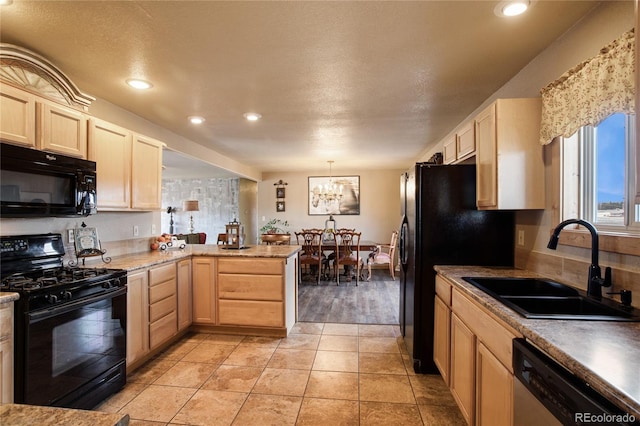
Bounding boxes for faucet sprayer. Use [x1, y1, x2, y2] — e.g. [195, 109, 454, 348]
[547, 219, 612, 298]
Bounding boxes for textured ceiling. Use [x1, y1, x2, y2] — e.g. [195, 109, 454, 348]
[0, 1, 601, 177]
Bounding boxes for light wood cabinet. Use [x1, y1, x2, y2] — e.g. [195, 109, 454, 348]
[88, 119, 163, 211]
[148, 263, 178, 350]
[88, 119, 132, 209]
[0, 303, 14, 403]
[192, 257, 217, 325]
[434, 276, 452, 385]
[37, 100, 87, 158]
[443, 122, 475, 164]
[474, 98, 544, 210]
[126, 270, 149, 368]
[451, 313, 476, 425]
[476, 342, 513, 426]
[177, 259, 192, 331]
[439, 274, 521, 426]
[131, 134, 163, 210]
[0, 84, 36, 147]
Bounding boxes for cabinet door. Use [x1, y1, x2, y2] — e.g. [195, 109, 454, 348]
[88, 119, 132, 209]
[192, 258, 216, 324]
[0, 303, 13, 403]
[38, 101, 87, 158]
[131, 134, 163, 210]
[433, 295, 451, 386]
[457, 122, 475, 160]
[443, 134, 457, 164]
[450, 313, 476, 425]
[177, 259, 193, 331]
[0, 84, 36, 147]
[476, 342, 513, 426]
[475, 104, 498, 208]
[126, 270, 149, 367]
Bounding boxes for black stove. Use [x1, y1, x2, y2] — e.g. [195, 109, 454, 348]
[1, 233, 127, 409]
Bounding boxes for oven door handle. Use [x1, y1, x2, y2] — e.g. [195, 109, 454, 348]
[28, 287, 127, 323]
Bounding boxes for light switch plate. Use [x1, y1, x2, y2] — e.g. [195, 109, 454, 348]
[68, 229, 75, 243]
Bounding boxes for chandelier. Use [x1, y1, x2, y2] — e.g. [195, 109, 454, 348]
[311, 161, 343, 213]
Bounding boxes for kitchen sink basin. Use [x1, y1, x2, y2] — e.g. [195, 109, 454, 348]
[462, 277, 640, 321]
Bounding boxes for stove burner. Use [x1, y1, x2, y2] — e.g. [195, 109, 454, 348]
[1, 266, 120, 291]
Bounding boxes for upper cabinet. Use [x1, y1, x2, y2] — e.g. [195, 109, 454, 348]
[0, 44, 95, 158]
[88, 118, 164, 211]
[0, 84, 36, 148]
[443, 122, 475, 164]
[475, 98, 544, 210]
[37, 99, 88, 158]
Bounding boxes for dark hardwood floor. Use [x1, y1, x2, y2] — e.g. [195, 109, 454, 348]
[297, 268, 400, 324]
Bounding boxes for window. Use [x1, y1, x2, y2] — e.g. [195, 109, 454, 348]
[561, 113, 639, 234]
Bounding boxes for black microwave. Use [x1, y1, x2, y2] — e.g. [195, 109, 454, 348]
[0, 142, 97, 217]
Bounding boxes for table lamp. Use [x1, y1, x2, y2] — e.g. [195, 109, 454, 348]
[183, 200, 199, 233]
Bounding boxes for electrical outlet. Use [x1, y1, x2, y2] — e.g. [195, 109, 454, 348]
[151, 224, 156, 234]
[133, 225, 139, 237]
[518, 230, 525, 246]
[68, 229, 75, 243]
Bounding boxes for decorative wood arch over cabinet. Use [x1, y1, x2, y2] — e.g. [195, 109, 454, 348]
[0, 43, 94, 158]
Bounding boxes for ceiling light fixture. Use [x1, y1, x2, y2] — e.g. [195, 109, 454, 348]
[126, 79, 153, 90]
[0, 0, 14, 6]
[500, 1, 529, 17]
[243, 112, 262, 121]
[310, 160, 343, 213]
[188, 116, 205, 125]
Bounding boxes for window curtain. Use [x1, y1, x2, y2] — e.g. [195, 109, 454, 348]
[539, 29, 635, 146]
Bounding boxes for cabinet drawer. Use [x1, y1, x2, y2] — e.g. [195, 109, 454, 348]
[149, 263, 176, 285]
[150, 295, 176, 323]
[218, 274, 283, 301]
[149, 311, 177, 349]
[218, 300, 284, 327]
[218, 258, 283, 275]
[435, 275, 452, 306]
[149, 279, 176, 304]
[452, 289, 517, 372]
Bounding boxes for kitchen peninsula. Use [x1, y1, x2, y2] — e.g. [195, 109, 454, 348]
[105, 244, 300, 371]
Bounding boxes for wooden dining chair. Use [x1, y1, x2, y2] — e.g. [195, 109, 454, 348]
[367, 230, 398, 281]
[295, 230, 325, 285]
[334, 230, 364, 286]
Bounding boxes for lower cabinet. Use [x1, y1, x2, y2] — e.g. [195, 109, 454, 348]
[177, 259, 192, 331]
[192, 257, 217, 325]
[148, 262, 178, 350]
[126, 270, 149, 368]
[436, 274, 520, 426]
[0, 302, 14, 403]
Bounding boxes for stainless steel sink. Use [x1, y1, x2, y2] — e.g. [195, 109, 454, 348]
[462, 277, 640, 321]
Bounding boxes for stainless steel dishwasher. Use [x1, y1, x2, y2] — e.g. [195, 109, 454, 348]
[513, 338, 638, 426]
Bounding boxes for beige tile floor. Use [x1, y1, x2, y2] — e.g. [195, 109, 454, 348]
[97, 323, 465, 425]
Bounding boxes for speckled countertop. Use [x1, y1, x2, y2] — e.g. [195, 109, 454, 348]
[0, 403, 129, 425]
[435, 265, 640, 419]
[104, 244, 301, 272]
[0, 292, 19, 305]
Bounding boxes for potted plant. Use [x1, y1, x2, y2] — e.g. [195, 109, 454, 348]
[260, 219, 291, 244]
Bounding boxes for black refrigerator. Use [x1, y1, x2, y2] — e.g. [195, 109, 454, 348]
[399, 163, 514, 374]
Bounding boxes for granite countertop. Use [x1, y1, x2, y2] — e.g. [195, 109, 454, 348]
[0, 292, 19, 305]
[435, 265, 640, 419]
[0, 403, 129, 426]
[105, 244, 301, 272]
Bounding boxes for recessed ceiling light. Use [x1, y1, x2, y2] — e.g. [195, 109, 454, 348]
[126, 79, 153, 90]
[0, 0, 14, 6]
[188, 116, 205, 125]
[499, 1, 529, 17]
[243, 112, 262, 121]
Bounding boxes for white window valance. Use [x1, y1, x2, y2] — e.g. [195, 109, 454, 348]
[539, 29, 635, 145]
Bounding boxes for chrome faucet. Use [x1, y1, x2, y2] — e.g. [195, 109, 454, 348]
[547, 219, 612, 298]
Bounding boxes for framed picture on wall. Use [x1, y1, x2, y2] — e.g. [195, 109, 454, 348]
[276, 201, 286, 212]
[308, 175, 360, 215]
[276, 187, 286, 199]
